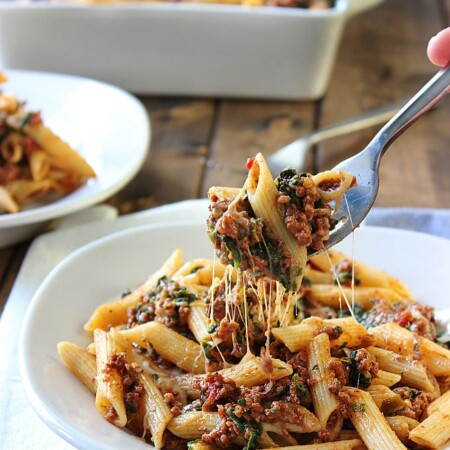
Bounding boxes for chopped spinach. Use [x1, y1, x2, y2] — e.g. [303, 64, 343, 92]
[201, 340, 218, 362]
[348, 350, 372, 389]
[218, 234, 242, 268]
[226, 407, 262, 450]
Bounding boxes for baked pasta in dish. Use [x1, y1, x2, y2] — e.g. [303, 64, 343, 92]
[60, 0, 336, 9]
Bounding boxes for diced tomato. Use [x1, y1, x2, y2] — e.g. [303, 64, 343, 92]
[246, 157, 255, 170]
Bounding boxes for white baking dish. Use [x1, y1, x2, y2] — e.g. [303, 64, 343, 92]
[0, 0, 383, 99]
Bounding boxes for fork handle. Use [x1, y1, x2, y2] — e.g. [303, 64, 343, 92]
[372, 67, 450, 159]
[308, 100, 405, 145]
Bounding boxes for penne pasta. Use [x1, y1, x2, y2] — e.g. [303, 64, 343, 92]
[94, 329, 128, 427]
[120, 321, 206, 374]
[58, 245, 450, 449]
[138, 371, 173, 449]
[409, 388, 450, 448]
[308, 333, 343, 439]
[57, 341, 97, 394]
[367, 346, 437, 394]
[369, 322, 450, 377]
[0, 86, 95, 213]
[84, 248, 183, 331]
[343, 386, 407, 450]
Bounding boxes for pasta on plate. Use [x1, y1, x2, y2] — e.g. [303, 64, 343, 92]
[0, 73, 96, 214]
[58, 247, 450, 450]
[58, 155, 450, 450]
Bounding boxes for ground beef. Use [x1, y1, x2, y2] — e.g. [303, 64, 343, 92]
[215, 319, 239, 342]
[263, 400, 310, 424]
[358, 299, 437, 341]
[161, 431, 188, 450]
[208, 193, 295, 289]
[327, 358, 348, 392]
[393, 387, 434, 421]
[319, 324, 344, 340]
[216, 205, 252, 241]
[164, 392, 183, 417]
[348, 348, 379, 388]
[195, 373, 239, 412]
[202, 405, 240, 448]
[275, 170, 332, 253]
[207, 278, 241, 323]
[127, 277, 196, 331]
[104, 353, 144, 422]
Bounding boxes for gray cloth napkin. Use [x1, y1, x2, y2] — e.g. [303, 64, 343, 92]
[365, 207, 450, 240]
[0, 204, 448, 450]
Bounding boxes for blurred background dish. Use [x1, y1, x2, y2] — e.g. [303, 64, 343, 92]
[0, 70, 150, 247]
[0, 0, 383, 100]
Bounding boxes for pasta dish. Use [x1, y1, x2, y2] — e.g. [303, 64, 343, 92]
[58, 154, 450, 450]
[58, 0, 335, 9]
[0, 73, 96, 214]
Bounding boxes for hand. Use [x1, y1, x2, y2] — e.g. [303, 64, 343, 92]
[427, 28, 450, 67]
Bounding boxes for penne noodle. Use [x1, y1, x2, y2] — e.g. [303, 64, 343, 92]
[94, 329, 127, 427]
[343, 386, 407, 450]
[245, 152, 307, 290]
[365, 385, 405, 414]
[367, 346, 437, 394]
[272, 316, 373, 352]
[385, 416, 419, 444]
[84, 249, 183, 331]
[370, 370, 402, 388]
[0, 186, 19, 213]
[263, 439, 365, 450]
[218, 352, 292, 387]
[120, 321, 206, 373]
[57, 341, 97, 394]
[138, 371, 173, 450]
[306, 284, 404, 310]
[28, 149, 50, 182]
[370, 323, 450, 377]
[409, 388, 450, 448]
[22, 121, 96, 178]
[308, 333, 343, 439]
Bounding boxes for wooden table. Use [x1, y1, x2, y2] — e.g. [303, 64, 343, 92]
[1, 0, 449, 313]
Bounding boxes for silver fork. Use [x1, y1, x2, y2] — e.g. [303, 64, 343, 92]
[266, 100, 405, 175]
[326, 67, 450, 250]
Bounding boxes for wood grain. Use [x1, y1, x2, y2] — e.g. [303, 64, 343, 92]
[107, 98, 216, 212]
[201, 100, 317, 195]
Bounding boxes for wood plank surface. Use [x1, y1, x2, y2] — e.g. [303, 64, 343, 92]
[1, 0, 449, 313]
[201, 100, 317, 194]
[107, 98, 216, 212]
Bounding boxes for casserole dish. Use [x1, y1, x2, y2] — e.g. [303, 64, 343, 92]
[0, 0, 383, 99]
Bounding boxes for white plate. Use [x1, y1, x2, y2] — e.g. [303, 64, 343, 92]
[19, 221, 450, 450]
[0, 69, 150, 247]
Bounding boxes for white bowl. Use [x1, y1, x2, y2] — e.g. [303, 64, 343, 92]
[0, 70, 150, 247]
[0, 0, 383, 100]
[19, 221, 450, 449]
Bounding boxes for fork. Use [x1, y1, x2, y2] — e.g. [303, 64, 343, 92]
[325, 67, 450, 251]
[266, 99, 405, 175]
